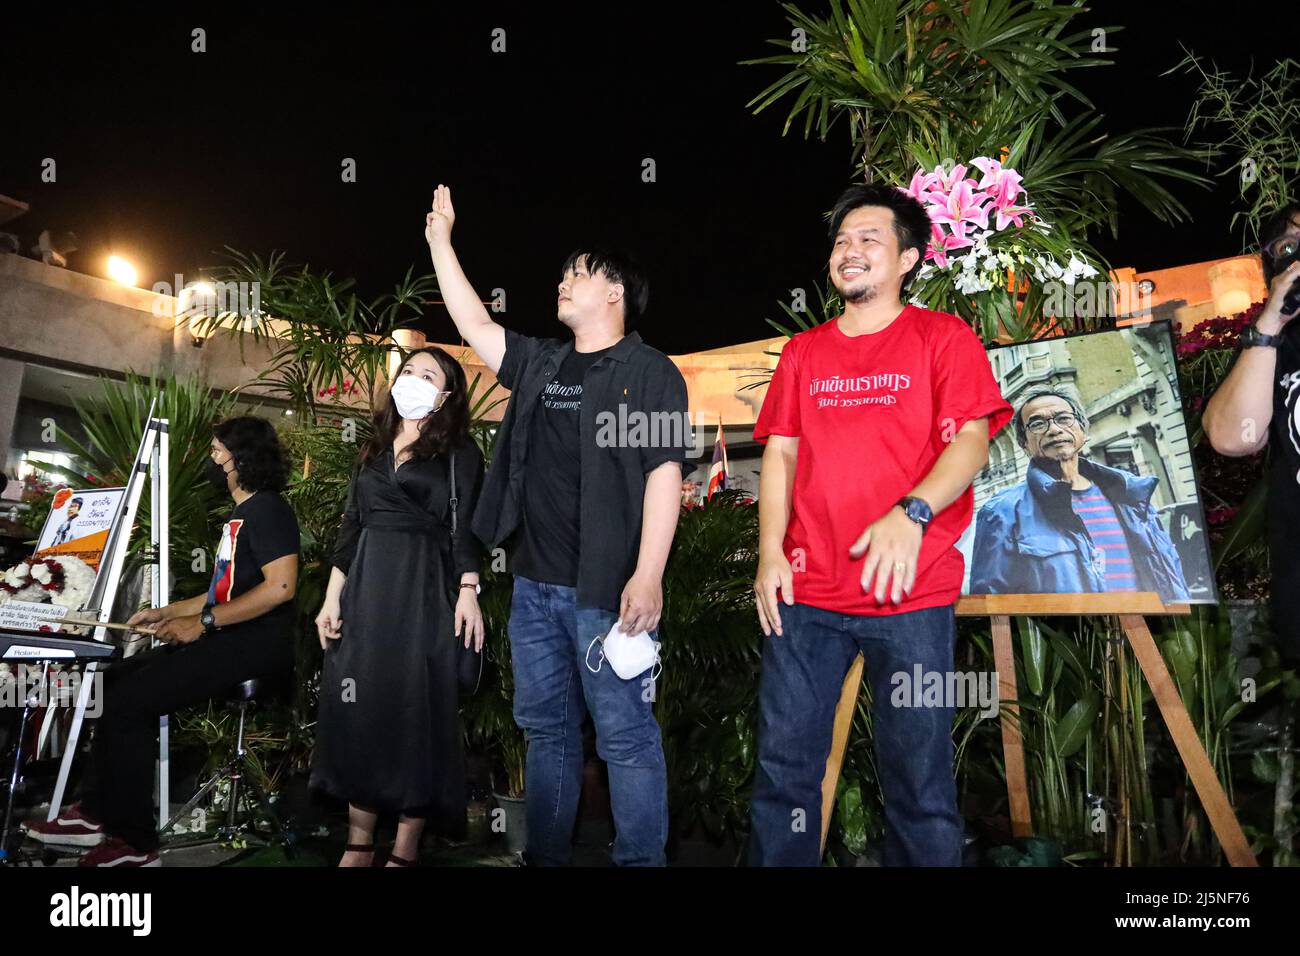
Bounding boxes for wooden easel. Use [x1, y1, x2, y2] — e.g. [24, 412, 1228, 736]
[817, 592, 1258, 867]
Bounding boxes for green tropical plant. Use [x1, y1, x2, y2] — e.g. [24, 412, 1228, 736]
[746, 0, 1206, 225]
[655, 490, 762, 851]
[1173, 54, 1300, 249]
[745, 0, 1210, 341]
[194, 249, 439, 418]
[1158, 605, 1292, 863]
[465, 368, 508, 461]
[462, 563, 525, 797]
[174, 696, 317, 798]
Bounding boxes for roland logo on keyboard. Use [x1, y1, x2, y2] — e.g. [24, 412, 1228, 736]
[1, 664, 103, 718]
[7, 645, 62, 658]
[49, 886, 152, 936]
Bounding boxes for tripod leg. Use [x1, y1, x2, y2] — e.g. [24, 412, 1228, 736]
[224, 703, 247, 836]
[245, 777, 295, 857]
[1, 703, 37, 862]
[161, 763, 232, 838]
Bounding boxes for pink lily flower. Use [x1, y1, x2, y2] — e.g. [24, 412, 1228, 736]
[992, 200, 1033, 231]
[902, 169, 941, 201]
[969, 156, 1006, 181]
[926, 222, 974, 269]
[928, 179, 991, 232]
[969, 156, 1032, 229]
[932, 163, 970, 193]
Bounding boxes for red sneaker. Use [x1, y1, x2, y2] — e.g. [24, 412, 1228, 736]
[78, 836, 160, 867]
[21, 803, 105, 847]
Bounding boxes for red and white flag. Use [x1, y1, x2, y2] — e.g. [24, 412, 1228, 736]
[707, 419, 729, 500]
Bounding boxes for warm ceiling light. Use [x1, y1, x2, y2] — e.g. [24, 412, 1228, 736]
[107, 255, 138, 286]
[178, 281, 218, 347]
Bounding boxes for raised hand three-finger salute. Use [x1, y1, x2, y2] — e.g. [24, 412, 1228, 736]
[424, 184, 506, 373]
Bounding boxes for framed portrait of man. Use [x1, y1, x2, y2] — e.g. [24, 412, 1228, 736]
[34, 485, 127, 573]
[958, 321, 1216, 605]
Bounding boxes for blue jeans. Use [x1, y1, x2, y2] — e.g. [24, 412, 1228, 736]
[508, 575, 668, 866]
[748, 602, 962, 866]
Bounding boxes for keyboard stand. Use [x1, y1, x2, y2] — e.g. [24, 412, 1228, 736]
[0, 662, 50, 865]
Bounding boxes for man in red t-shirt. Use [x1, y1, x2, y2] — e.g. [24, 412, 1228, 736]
[749, 183, 1012, 866]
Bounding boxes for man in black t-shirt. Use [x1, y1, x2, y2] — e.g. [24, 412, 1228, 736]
[426, 186, 691, 866]
[23, 417, 301, 866]
[1204, 201, 1300, 663]
[511, 344, 616, 585]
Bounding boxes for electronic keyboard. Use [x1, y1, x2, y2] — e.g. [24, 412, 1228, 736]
[0, 626, 119, 662]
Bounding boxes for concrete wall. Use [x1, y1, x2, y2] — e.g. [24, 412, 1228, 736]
[0, 357, 22, 467]
[0, 253, 285, 398]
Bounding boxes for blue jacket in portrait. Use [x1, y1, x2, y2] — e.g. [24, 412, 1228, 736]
[970, 456, 1189, 602]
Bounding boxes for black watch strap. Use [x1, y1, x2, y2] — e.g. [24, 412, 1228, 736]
[199, 607, 217, 634]
[1241, 325, 1280, 349]
[897, 496, 933, 532]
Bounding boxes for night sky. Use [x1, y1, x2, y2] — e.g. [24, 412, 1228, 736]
[2, 3, 1291, 355]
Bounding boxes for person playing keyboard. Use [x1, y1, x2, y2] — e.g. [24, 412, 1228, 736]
[22, 416, 300, 867]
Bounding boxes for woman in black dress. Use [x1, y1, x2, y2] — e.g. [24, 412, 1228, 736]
[310, 347, 485, 867]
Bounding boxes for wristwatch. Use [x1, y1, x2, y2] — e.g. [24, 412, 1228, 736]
[1240, 325, 1280, 349]
[460, 582, 481, 595]
[199, 606, 218, 635]
[897, 496, 933, 533]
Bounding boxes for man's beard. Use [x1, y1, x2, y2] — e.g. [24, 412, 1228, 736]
[843, 284, 877, 304]
[836, 274, 877, 304]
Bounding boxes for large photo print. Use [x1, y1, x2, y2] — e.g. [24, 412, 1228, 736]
[959, 321, 1216, 604]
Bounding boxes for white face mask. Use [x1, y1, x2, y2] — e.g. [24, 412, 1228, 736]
[585, 619, 662, 682]
[390, 375, 443, 420]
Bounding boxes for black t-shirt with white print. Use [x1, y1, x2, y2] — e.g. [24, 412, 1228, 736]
[513, 344, 615, 587]
[206, 491, 301, 629]
[1268, 323, 1300, 660]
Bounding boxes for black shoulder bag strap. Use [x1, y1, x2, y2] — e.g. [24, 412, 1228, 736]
[447, 449, 482, 696]
[449, 449, 459, 535]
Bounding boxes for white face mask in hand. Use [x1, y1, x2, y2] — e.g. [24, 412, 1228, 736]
[390, 376, 443, 420]
[585, 619, 662, 681]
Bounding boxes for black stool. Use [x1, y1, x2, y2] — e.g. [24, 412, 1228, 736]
[160, 678, 294, 854]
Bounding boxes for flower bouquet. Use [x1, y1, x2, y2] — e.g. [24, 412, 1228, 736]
[900, 157, 1101, 340]
[0, 555, 97, 612]
[0, 555, 100, 693]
